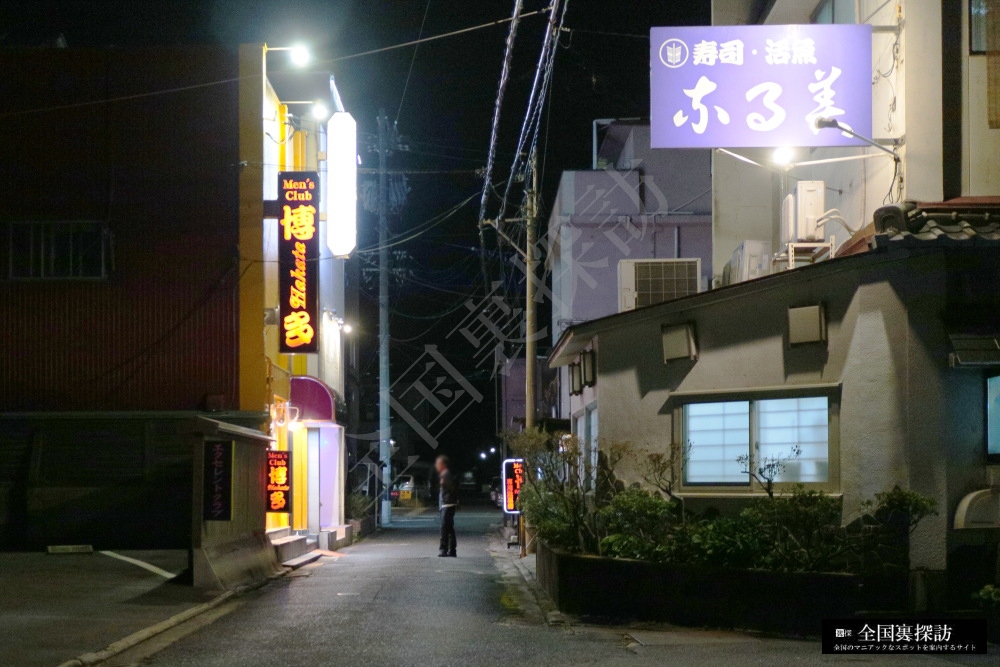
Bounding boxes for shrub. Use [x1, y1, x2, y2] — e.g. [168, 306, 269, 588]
[345, 492, 374, 520]
[682, 516, 763, 569]
[505, 428, 633, 553]
[739, 487, 849, 572]
[861, 485, 938, 533]
[973, 584, 1000, 616]
[599, 488, 678, 561]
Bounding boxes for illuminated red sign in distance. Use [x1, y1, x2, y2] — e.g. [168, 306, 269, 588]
[266, 450, 292, 514]
[502, 458, 525, 515]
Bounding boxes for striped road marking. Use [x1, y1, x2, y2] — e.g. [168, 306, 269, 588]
[99, 551, 177, 579]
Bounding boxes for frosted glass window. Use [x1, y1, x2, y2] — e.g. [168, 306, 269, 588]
[588, 408, 599, 479]
[757, 397, 830, 482]
[970, 0, 994, 54]
[684, 401, 750, 484]
[989, 376, 1000, 456]
[683, 396, 831, 486]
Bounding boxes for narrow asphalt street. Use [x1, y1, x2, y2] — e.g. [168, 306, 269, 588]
[111, 506, 996, 667]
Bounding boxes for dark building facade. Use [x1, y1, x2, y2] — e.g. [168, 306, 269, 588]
[0, 46, 262, 549]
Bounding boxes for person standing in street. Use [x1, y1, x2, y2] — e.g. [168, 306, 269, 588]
[436, 455, 457, 557]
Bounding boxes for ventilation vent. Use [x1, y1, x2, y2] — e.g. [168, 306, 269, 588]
[618, 259, 701, 312]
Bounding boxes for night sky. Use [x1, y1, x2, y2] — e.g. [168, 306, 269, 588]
[1, 0, 711, 470]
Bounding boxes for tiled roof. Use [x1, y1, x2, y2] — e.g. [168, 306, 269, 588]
[873, 199, 1000, 247]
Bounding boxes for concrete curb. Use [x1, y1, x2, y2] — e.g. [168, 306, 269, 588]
[488, 526, 562, 626]
[54, 569, 287, 667]
[55, 590, 236, 667]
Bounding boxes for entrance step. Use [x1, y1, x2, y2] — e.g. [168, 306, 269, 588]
[282, 550, 323, 569]
[270, 534, 315, 563]
[266, 527, 291, 541]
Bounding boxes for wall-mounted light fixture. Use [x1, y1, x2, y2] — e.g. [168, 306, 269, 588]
[581, 350, 596, 387]
[569, 363, 583, 395]
[269, 402, 301, 429]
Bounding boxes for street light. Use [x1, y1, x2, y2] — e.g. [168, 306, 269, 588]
[814, 117, 899, 160]
[311, 102, 329, 121]
[289, 44, 311, 67]
[772, 146, 794, 166]
[262, 43, 312, 106]
[479, 452, 487, 460]
[264, 43, 311, 68]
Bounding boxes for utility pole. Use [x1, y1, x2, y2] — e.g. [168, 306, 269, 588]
[483, 149, 540, 558]
[377, 111, 392, 527]
[524, 149, 538, 433]
[521, 149, 539, 558]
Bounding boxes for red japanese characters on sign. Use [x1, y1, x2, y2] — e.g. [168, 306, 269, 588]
[266, 450, 292, 514]
[502, 458, 525, 515]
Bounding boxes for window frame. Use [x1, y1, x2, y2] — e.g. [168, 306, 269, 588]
[673, 387, 841, 496]
[970, 0, 993, 55]
[987, 373, 1000, 464]
[810, 0, 856, 25]
[6, 220, 110, 281]
[572, 402, 599, 492]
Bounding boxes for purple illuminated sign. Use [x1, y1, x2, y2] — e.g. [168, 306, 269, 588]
[651, 24, 872, 149]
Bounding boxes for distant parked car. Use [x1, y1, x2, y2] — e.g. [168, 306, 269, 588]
[458, 471, 478, 495]
[391, 475, 416, 506]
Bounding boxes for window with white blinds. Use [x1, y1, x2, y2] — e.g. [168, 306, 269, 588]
[757, 397, 829, 483]
[684, 401, 750, 484]
[683, 396, 831, 486]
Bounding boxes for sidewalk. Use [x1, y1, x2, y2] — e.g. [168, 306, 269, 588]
[489, 533, 1000, 665]
[0, 549, 213, 667]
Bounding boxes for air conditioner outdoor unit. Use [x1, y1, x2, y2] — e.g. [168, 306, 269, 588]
[729, 240, 772, 285]
[618, 258, 701, 312]
[780, 180, 826, 245]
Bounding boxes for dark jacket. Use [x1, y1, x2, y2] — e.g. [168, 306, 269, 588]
[438, 469, 458, 507]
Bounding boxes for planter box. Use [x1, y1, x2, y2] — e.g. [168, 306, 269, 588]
[349, 515, 375, 541]
[536, 541, 906, 636]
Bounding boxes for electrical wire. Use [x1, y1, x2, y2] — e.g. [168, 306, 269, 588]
[355, 190, 481, 254]
[479, 0, 523, 285]
[98, 259, 251, 398]
[562, 27, 648, 40]
[499, 0, 565, 223]
[326, 8, 544, 64]
[396, 0, 433, 124]
[0, 11, 545, 119]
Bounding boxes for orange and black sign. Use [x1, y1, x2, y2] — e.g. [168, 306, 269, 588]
[266, 450, 292, 514]
[278, 171, 320, 354]
[203, 441, 234, 521]
[502, 458, 525, 515]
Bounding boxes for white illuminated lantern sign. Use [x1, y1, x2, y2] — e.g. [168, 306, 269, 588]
[326, 112, 357, 257]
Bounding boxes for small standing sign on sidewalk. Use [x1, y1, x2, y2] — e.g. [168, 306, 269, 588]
[502, 458, 525, 515]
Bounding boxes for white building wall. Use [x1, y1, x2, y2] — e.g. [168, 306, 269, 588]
[593, 254, 985, 571]
[709, 1, 997, 265]
[962, 0, 1000, 195]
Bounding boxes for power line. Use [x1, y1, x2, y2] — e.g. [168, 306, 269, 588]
[355, 190, 480, 254]
[327, 9, 544, 63]
[0, 11, 546, 119]
[562, 27, 648, 40]
[477, 0, 526, 299]
[497, 0, 560, 221]
[395, 0, 433, 123]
